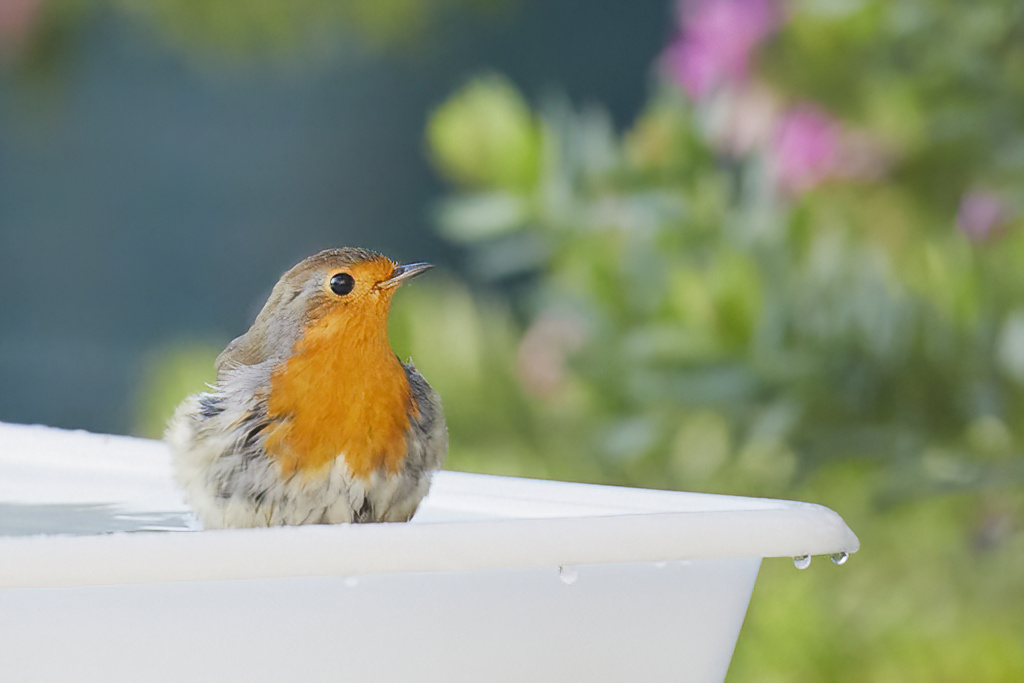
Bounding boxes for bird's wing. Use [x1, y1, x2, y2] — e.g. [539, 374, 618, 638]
[215, 281, 308, 376]
[215, 331, 265, 374]
[402, 362, 449, 474]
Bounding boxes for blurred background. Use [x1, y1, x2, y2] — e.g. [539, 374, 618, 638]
[2, 0, 1023, 679]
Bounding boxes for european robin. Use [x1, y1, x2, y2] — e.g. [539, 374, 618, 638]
[166, 248, 448, 529]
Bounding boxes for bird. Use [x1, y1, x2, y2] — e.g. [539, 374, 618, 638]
[165, 247, 448, 529]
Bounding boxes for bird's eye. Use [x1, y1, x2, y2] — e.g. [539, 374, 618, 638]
[329, 272, 355, 296]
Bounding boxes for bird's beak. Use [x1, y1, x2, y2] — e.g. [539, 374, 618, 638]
[378, 262, 433, 290]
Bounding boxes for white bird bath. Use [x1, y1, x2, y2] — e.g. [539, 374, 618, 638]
[0, 422, 858, 682]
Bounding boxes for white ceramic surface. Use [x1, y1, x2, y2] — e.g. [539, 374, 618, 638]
[0, 422, 858, 682]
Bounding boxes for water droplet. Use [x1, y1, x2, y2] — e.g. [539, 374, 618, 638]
[343, 576, 359, 588]
[830, 551, 849, 566]
[559, 565, 579, 585]
[653, 561, 668, 569]
[793, 555, 811, 569]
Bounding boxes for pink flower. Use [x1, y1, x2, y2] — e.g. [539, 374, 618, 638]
[773, 104, 841, 194]
[517, 314, 588, 398]
[0, 0, 42, 57]
[704, 82, 781, 155]
[663, 0, 782, 98]
[957, 191, 1007, 242]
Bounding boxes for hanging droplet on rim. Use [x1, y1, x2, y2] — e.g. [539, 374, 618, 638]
[559, 565, 579, 585]
[793, 555, 811, 569]
[830, 551, 849, 566]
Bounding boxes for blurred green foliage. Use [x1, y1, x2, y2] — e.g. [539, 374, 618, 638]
[413, 1, 1024, 678]
[426, 76, 1024, 501]
[426, 75, 541, 193]
[14, 0, 503, 71]
[135, 343, 220, 439]
[111, 0, 489, 56]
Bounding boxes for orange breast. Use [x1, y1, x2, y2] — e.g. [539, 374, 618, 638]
[264, 304, 412, 479]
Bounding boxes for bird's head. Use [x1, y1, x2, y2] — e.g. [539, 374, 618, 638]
[296, 248, 432, 325]
[218, 248, 432, 371]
